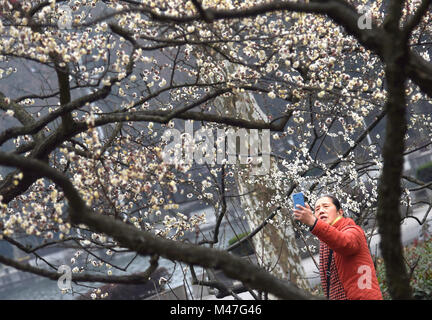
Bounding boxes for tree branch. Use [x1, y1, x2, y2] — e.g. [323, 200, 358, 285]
[0, 151, 313, 300]
[0, 252, 160, 285]
[403, 0, 432, 39]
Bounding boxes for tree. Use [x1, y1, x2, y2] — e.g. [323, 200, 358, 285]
[0, 0, 431, 300]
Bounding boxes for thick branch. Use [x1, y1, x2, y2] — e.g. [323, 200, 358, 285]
[0, 151, 313, 300]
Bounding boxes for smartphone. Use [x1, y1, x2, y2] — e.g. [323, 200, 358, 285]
[292, 192, 305, 209]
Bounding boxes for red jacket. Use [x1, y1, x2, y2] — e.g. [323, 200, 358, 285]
[311, 217, 383, 300]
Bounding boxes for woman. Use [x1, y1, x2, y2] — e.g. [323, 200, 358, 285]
[293, 194, 383, 300]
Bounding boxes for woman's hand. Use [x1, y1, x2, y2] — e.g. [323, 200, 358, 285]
[293, 203, 317, 227]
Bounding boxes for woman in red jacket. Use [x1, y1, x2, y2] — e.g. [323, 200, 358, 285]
[293, 194, 383, 300]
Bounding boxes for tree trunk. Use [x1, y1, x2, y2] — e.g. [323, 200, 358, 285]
[376, 12, 413, 299]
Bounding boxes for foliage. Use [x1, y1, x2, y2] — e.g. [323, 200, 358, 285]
[376, 235, 432, 300]
[227, 231, 255, 256]
[228, 232, 250, 246]
[416, 161, 432, 183]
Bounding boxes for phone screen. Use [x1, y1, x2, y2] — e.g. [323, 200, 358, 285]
[292, 192, 305, 209]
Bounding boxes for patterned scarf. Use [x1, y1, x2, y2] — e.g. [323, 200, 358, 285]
[319, 241, 347, 300]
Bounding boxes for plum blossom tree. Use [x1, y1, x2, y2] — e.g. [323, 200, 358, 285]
[0, 0, 431, 299]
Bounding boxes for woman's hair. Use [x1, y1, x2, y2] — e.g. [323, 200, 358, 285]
[316, 194, 342, 211]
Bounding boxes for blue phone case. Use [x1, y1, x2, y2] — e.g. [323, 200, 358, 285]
[292, 192, 305, 209]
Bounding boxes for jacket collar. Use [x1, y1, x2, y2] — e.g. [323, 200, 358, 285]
[330, 215, 343, 226]
[332, 216, 356, 229]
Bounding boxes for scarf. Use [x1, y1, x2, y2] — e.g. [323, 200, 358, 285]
[319, 241, 347, 300]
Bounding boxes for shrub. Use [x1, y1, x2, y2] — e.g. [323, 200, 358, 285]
[228, 232, 250, 246]
[228, 232, 254, 256]
[375, 236, 432, 299]
[416, 161, 432, 182]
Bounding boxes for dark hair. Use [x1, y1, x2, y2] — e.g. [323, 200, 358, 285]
[316, 194, 341, 211]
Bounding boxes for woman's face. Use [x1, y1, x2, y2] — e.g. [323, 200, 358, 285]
[314, 197, 343, 224]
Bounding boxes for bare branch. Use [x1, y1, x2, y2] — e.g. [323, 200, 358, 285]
[0, 252, 160, 285]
